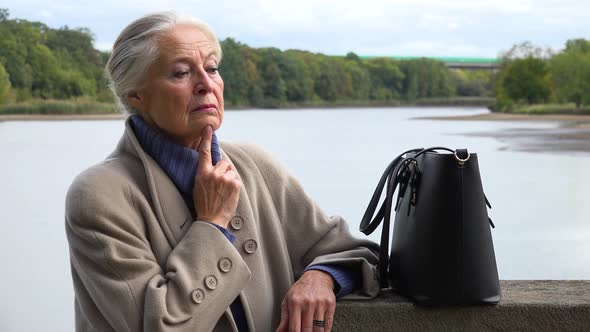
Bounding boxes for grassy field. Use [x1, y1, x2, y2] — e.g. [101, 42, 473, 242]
[509, 103, 590, 115]
[491, 101, 590, 115]
[0, 99, 119, 115]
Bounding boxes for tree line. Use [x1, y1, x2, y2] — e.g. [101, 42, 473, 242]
[0, 9, 497, 109]
[3, 9, 588, 113]
[494, 39, 590, 111]
[219, 39, 476, 107]
[0, 9, 111, 104]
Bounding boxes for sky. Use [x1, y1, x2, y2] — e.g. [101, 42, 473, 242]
[4, 0, 590, 58]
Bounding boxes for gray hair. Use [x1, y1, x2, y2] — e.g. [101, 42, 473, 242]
[105, 12, 222, 114]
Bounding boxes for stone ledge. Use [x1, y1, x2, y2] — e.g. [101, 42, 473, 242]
[334, 281, 590, 331]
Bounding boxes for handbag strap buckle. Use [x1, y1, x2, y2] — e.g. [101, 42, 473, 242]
[454, 149, 471, 167]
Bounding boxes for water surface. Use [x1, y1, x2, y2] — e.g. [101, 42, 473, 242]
[0, 107, 588, 331]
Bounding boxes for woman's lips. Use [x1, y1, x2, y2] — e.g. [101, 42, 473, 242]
[191, 104, 216, 113]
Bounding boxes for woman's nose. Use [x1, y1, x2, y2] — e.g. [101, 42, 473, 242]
[193, 72, 214, 95]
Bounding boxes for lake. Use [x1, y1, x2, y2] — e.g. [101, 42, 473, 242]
[0, 107, 588, 331]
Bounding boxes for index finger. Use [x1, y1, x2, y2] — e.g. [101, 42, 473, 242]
[197, 125, 213, 172]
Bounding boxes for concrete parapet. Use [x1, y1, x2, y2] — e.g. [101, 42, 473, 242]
[334, 280, 590, 331]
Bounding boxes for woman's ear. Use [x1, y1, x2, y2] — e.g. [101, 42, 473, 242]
[126, 90, 144, 112]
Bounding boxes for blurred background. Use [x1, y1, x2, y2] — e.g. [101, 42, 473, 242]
[0, 1, 588, 331]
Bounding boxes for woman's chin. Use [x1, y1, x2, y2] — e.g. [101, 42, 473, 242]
[190, 120, 221, 135]
[188, 112, 220, 127]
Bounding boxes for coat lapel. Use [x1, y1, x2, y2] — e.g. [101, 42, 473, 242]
[120, 119, 193, 246]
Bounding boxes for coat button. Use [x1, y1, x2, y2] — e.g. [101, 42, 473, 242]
[230, 216, 244, 230]
[205, 275, 218, 290]
[191, 289, 205, 304]
[243, 239, 257, 254]
[219, 257, 232, 273]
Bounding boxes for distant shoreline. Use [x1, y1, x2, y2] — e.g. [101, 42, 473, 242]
[0, 97, 495, 120]
[416, 112, 590, 154]
[416, 112, 590, 125]
[3, 108, 590, 123]
[0, 105, 485, 122]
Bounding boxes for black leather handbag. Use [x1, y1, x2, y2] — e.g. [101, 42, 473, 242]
[359, 147, 501, 306]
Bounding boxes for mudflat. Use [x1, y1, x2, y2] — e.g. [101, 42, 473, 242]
[416, 112, 590, 154]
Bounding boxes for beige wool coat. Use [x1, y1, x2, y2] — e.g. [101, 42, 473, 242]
[65, 118, 380, 332]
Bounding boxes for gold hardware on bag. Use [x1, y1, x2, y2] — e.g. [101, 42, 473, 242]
[454, 151, 471, 167]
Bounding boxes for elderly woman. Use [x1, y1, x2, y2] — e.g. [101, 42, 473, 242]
[65, 12, 379, 332]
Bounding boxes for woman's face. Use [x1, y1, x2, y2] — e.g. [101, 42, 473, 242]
[128, 24, 224, 147]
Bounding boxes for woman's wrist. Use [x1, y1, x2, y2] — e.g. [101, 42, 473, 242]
[197, 215, 230, 228]
[302, 269, 336, 291]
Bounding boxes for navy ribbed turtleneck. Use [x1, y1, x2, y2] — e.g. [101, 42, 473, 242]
[130, 115, 222, 214]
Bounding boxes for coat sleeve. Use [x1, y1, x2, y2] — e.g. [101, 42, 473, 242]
[244, 144, 380, 298]
[65, 165, 251, 332]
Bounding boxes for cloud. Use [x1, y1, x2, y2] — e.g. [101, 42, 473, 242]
[37, 10, 53, 18]
[5, 0, 590, 57]
[93, 41, 113, 51]
[447, 22, 459, 31]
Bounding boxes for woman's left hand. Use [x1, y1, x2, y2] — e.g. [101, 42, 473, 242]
[276, 270, 336, 332]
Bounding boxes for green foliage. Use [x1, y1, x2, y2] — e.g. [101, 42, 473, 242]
[514, 103, 590, 115]
[217, 36, 471, 106]
[280, 51, 314, 102]
[365, 58, 404, 100]
[345, 52, 362, 62]
[10, 8, 590, 115]
[258, 48, 288, 106]
[495, 39, 590, 113]
[550, 44, 590, 108]
[1, 8, 496, 111]
[0, 9, 106, 102]
[499, 41, 554, 63]
[344, 59, 370, 100]
[500, 57, 552, 104]
[314, 57, 346, 101]
[449, 69, 493, 97]
[0, 19, 35, 90]
[565, 39, 590, 54]
[219, 38, 250, 105]
[0, 62, 11, 103]
[0, 98, 118, 114]
[399, 58, 453, 100]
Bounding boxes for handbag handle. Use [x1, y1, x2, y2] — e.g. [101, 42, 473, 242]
[359, 147, 454, 235]
[359, 148, 422, 234]
[359, 148, 423, 288]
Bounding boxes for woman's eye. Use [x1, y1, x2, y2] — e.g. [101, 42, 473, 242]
[174, 71, 189, 78]
[207, 66, 219, 74]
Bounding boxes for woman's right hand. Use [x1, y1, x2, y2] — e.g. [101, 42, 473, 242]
[193, 126, 241, 228]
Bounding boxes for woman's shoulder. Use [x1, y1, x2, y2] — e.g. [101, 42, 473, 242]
[68, 157, 132, 193]
[65, 154, 145, 222]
